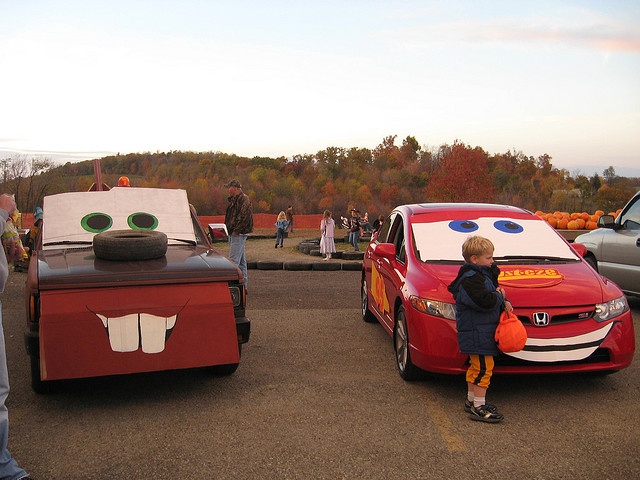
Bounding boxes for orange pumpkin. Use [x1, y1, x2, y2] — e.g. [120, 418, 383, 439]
[585, 221, 598, 230]
[557, 217, 569, 229]
[546, 216, 558, 228]
[575, 218, 586, 229]
[595, 210, 604, 217]
[567, 220, 579, 230]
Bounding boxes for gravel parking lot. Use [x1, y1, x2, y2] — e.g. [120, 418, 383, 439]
[2, 262, 639, 479]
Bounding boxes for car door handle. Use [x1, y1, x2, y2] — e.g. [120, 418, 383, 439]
[637, 238, 640, 247]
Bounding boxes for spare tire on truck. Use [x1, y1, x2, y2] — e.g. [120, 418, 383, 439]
[93, 230, 168, 261]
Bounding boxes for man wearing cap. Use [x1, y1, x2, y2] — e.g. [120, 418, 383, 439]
[224, 180, 254, 289]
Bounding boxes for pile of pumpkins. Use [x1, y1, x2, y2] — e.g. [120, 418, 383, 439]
[535, 209, 622, 230]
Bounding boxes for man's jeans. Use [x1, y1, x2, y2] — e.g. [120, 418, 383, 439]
[0, 308, 28, 480]
[229, 234, 249, 287]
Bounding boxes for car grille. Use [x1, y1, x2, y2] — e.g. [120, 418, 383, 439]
[516, 309, 594, 326]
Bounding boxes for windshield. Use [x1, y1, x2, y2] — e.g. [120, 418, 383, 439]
[42, 187, 196, 250]
[412, 216, 580, 264]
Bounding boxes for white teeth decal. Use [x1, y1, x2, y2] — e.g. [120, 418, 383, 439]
[140, 314, 177, 354]
[96, 313, 178, 354]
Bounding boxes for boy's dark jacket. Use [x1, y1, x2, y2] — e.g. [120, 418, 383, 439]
[448, 263, 504, 355]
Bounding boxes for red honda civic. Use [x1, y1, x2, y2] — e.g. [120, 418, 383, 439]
[361, 203, 635, 380]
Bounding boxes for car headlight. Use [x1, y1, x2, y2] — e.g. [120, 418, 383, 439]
[229, 285, 242, 307]
[410, 295, 456, 320]
[594, 296, 629, 322]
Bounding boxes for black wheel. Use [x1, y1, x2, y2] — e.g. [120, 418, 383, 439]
[341, 262, 362, 271]
[342, 251, 364, 260]
[585, 254, 598, 272]
[30, 355, 53, 394]
[312, 261, 341, 271]
[209, 362, 240, 376]
[93, 230, 167, 261]
[361, 278, 377, 323]
[208, 345, 241, 376]
[284, 262, 313, 271]
[256, 261, 283, 270]
[393, 306, 422, 381]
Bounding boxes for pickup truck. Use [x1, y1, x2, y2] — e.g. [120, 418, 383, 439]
[24, 187, 249, 393]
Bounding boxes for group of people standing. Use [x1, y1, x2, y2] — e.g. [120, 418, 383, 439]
[224, 177, 389, 280]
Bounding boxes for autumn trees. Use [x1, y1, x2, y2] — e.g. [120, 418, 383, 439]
[1, 138, 637, 221]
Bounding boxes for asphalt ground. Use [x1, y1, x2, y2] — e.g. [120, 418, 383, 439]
[2, 268, 639, 480]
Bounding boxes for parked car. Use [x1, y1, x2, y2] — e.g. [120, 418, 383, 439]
[574, 191, 640, 297]
[25, 187, 250, 393]
[361, 203, 635, 380]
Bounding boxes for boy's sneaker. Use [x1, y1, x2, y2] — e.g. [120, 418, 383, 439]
[469, 404, 504, 423]
[464, 400, 498, 414]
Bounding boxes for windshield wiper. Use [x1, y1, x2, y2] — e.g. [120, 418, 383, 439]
[167, 237, 197, 246]
[43, 241, 93, 247]
[495, 255, 575, 264]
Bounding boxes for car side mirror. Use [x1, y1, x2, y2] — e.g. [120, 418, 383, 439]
[373, 242, 396, 260]
[208, 223, 229, 242]
[597, 214, 615, 229]
[571, 243, 587, 257]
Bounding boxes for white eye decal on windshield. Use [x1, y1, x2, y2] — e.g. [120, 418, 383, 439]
[494, 220, 524, 234]
[448, 220, 479, 233]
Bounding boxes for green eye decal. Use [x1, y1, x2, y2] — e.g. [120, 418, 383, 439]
[81, 213, 113, 233]
[127, 212, 158, 230]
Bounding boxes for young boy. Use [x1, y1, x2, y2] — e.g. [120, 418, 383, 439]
[448, 235, 512, 423]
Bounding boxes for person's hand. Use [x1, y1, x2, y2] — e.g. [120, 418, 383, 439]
[503, 299, 513, 313]
[0, 194, 16, 215]
[2, 238, 22, 262]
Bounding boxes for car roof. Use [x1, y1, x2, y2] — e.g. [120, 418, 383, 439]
[398, 203, 532, 217]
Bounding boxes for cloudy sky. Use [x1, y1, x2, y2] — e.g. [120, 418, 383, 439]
[1, 0, 639, 176]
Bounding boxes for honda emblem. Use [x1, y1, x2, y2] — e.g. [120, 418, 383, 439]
[532, 312, 550, 326]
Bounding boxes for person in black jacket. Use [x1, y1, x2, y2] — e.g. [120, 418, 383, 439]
[448, 235, 512, 423]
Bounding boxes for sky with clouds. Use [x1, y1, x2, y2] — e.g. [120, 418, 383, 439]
[1, 0, 639, 176]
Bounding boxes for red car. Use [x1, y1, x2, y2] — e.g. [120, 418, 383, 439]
[25, 187, 249, 392]
[361, 203, 635, 380]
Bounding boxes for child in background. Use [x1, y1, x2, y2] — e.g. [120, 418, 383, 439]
[319, 210, 336, 260]
[274, 211, 289, 248]
[447, 235, 512, 423]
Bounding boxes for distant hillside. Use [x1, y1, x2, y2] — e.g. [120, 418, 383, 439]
[7, 136, 639, 217]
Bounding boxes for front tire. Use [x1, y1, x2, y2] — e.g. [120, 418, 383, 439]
[393, 306, 422, 381]
[30, 355, 53, 394]
[361, 279, 377, 323]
